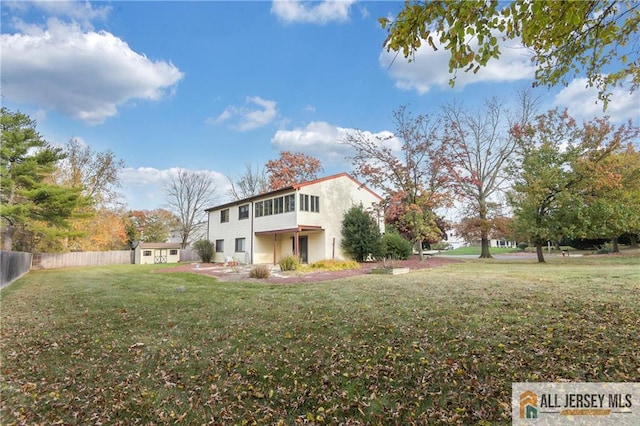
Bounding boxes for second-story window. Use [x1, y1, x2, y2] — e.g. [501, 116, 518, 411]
[221, 209, 229, 223]
[299, 194, 320, 212]
[239, 204, 249, 220]
[284, 194, 295, 212]
[274, 197, 284, 214]
[300, 194, 309, 211]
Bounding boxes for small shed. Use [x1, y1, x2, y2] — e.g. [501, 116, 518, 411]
[134, 242, 181, 265]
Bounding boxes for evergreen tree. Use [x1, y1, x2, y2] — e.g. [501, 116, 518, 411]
[380, 232, 413, 260]
[341, 205, 382, 262]
[1, 108, 82, 251]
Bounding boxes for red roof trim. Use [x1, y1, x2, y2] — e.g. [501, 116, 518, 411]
[205, 172, 382, 212]
[294, 172, 382, 201]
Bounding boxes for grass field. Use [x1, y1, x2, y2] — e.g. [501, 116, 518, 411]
[1, 254, 639, 424]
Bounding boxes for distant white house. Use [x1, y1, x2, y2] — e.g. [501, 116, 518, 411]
[134, 242, 182, 264]
[491, 238, 517, 248]
[444, 230, 467, 250]
[446, 229, 516, 249]
[205, 173, 384, 264]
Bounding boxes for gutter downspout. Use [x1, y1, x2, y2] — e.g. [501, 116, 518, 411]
[206, 211, 210, 242]
[250, 201, 254, 265]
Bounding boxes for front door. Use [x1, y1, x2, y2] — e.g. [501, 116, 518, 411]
[154, 249, 168, 264]
[292, 236, 309, 263]
[299, 236, 308, 263]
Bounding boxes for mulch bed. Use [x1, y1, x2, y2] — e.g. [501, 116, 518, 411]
[157, 255, 460, 284]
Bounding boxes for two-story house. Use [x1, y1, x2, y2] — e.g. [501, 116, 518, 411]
[205, 173, 384, 265]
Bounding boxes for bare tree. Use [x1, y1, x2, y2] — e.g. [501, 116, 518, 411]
[165, 169, 218, 248]
[226, 163, 269, 201]
[54, 138, 125, 208]
[441, 91, 539, 258]
[343, 106, 452, 260]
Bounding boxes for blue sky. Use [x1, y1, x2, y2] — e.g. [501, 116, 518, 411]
[1, 0, 638, 212]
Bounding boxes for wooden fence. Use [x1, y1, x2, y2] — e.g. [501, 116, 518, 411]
[1, 248, 203, 280]
[31, 249, 202, 269]
[179, 249, 201, 263]
[1, 251, 32, 288]
[32, 250, 133, 269]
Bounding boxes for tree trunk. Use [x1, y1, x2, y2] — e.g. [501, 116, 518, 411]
[535, 242, 546, 263]
[478, 199, 492, 259]
[629, 235, 638, 248]
[479, 237, 493, 258]
[416, 240, 424, 261]
[2, 225, 15, 251]
[611, 237, 619, 253]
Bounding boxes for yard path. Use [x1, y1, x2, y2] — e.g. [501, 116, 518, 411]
[158, 256, 460, 283]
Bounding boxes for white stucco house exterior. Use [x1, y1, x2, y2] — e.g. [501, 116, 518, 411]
[205, 173, 384, 265]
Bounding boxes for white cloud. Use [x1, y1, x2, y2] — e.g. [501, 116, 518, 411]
[6, 0, 112, 27]
[380, 33, 535, 94]
[271, 121, 399, 166]
[210, 96, 278, 131]
[358, 5, 370, 19]
[119, 167, 230, 211]
[0, 19, 184, 124]
[553, 78, 640, 124]
[271, 0, 355, 24]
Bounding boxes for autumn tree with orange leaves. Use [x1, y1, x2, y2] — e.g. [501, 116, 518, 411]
[343, 106, 452, 259]
[129, 209, 179, 243]
[453, 209, 513, 247]
[508, 109, 639, 263]
[265, 151, 323, 190]
[560, 142, 640, 253]
[52, 138, 127, 251]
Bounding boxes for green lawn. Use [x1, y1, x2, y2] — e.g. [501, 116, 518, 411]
[2, 255, 639, 424]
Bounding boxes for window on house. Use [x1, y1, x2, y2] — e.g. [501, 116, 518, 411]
[284, 194, 295, 212]
[220, 209, 229, 223]
[310, 195, 320, 212]
[239, 204, 249, 219]
[143, 250, 152, 256]
[169, 249, 178, 256]
[300, 194, 309, 211]
[256, 195, 297, 216]
[274, 197, 284, 214]
[235, 238, 245, 252]
[215, 239, 224, 252]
